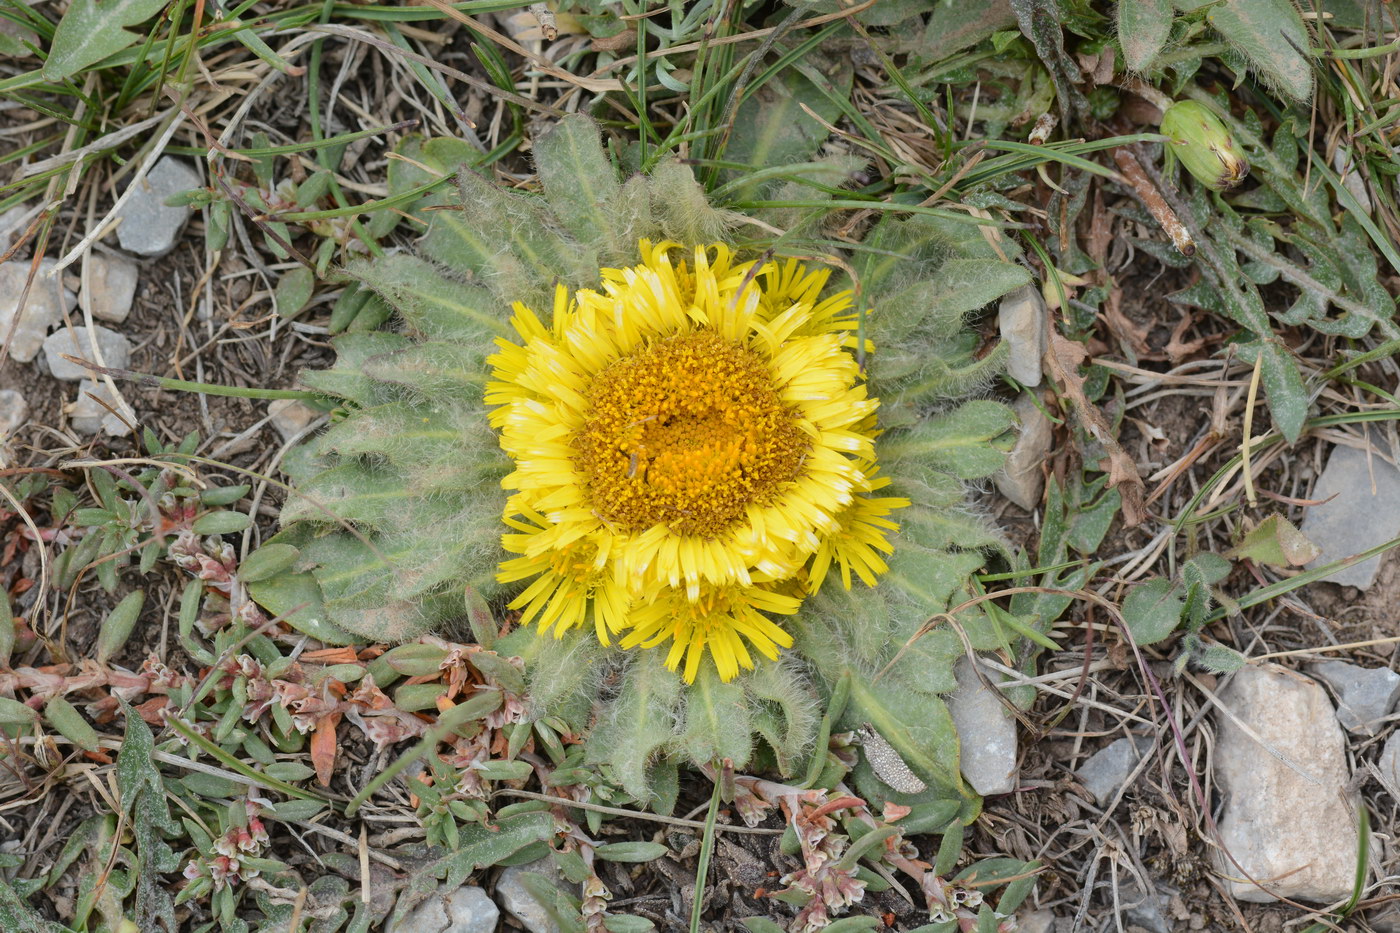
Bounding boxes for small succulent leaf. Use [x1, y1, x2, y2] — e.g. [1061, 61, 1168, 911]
[43, 0, 167, 80]
[880, 400, 1016, 480]
[95, 589, 145, 664]
[534, 114, 627, 260]
[1122, 578, 1184, 646]
[1225, 513, 1320, 567]
[238, 543, 301, 583]
[1119, 0, 1173, 71]
[588, 651, 682, 803]
[299, 333, 413, 406]
[274, 266, 315, 319]
[1206, 0, 1314, 101]
[44, 696, 100, 751]
[344, 254, 510, 342]
[594, 842, 668, 863]
[680, 664, 753, 768]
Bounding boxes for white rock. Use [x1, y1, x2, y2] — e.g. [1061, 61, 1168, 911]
[1214, 664, 1359, 903]
[946, 657, 1018, 795]
[496, 859, 568, 933]
[43, 325, 131, 382]
[0, 390, 28, 438]
[1300, 433, 1400, 590]
[0, 205, 35, 254]
[1379, 731, 1400, 795]
[69, 379, 130, 437]
[268, 398, 321, 443]
[1075, 735, 1153, 805]
[115, 157, 200, 257]
[995, 392, 1053, 510]
[1309, 659, 1400, 736]
[80, 252, 139, 324]
[998, 285, 1045, 388]
[0, 259, 76, 362]
[389, 885, 498, 933]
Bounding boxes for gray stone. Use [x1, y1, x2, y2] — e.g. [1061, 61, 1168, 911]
[0, 205, 33, 254]
[43, 325, 131, 382]
[946, 657, 1017, 795]
[998, 285, 1045, 388]
[389, 885, 498, 933]
[268, 398, 321, 443]
[1215, 664, 1359, 903]
[995, 392, 1052, 510]
[0, 259, 76, 362]
[69, 379, 129, 437]
[80, 252, 139, 324]
[1120, 882, 1172, 933]
[496, 859, 569, 933]
[0, 390, 28, 438]
[1378, 731, 1400, 794]
[115, 157, 200, 257]
[1075, 736, 1154, 805]
[1300, 434, 1400, 590]
[1308, 659, 1400, 736]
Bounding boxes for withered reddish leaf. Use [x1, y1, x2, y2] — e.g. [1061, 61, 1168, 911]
[311, 712, 342, 786]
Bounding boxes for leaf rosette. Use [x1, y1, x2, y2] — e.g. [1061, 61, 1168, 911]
[249, 115, 1034, 810]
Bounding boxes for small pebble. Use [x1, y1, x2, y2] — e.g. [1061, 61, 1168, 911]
[1075, 736, 1154, 805]
[995, 392, 1053, 510]
[43, 325, 131, 382]
[496, 859, 569, 933]
[1378, 731, 1400, 793]
[1214, 664, 1358, 903]
[115, 156, 200, 257]
[0, 389, 28, 437]
[80, 252, 139, 324]
[0, 259, 76, 362]
[998, 284, 1045, 388]
[1300, 433, 1400, 590]
[946, 657, 1018, 795]
[389, 885, 498, 933]
[1308, 660, 1400, 736]
[69, 379, 130, 437]
[268, 398, 321, 443]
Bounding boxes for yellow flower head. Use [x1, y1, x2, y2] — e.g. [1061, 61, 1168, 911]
[486, 241, 907, 682]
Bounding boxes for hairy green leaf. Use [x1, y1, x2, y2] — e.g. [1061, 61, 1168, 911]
[43, 0, 166, 80]
[1119, 0, 1174, 71]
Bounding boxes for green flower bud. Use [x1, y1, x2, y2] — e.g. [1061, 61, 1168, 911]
[1160, 100, 1249, 191]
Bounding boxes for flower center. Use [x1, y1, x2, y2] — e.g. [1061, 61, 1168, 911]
[576, 331, 809, 536]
